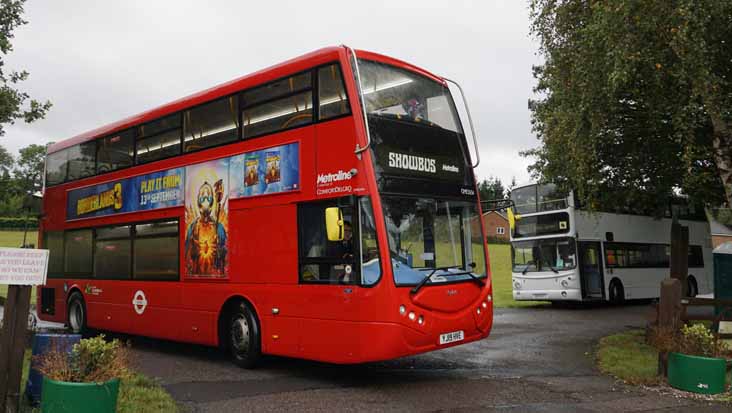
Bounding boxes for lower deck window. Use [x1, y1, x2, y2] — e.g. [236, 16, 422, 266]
[64, 229, 93, 275]
[134, 235, 178, 280]
[44, 231, 65, 278]
[43, 219, 179, 281]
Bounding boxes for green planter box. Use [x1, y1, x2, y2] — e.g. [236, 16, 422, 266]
[667, 352, 726, 394]
[41, 377, 120, 413]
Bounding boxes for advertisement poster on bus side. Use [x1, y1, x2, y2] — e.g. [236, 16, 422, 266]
[66, 168, 185, 221]
[184, 158, 229, 278]
[229, 142, 299, 199]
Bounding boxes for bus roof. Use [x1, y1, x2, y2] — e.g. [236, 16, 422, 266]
[47, 46, 445, 154]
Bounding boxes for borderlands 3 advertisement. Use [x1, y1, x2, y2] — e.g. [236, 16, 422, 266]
[66, 168, 184, 221]
[185, 158, 229, 278]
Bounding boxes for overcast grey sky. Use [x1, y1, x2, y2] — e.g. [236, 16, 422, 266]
[3, 0, 540, 187]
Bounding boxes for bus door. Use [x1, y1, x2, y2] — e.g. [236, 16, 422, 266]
[578, 241, 604, 299]
[296, 197, 376, 361]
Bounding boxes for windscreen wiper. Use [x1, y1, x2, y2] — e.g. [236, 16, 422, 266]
[519, 263, 533, 275]
[539, 261, 559, 274]
[410, 265, 483, 294]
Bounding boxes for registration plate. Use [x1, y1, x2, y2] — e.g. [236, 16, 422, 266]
[439, 330, 464, 345]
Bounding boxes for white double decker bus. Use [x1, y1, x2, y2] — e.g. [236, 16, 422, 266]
[509, 183, 713, 303]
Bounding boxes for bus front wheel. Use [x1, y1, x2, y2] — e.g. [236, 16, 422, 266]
[67, 291, 87, 334]
[226, 301, 261, 368]
[609, 279, 625, 305]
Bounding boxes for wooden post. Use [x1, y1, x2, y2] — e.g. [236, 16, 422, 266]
[669, 220, 689, 296]
[657, 278, 682, 376]
[0, 285, 32, 413]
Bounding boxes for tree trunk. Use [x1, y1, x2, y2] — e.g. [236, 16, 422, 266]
[707, 110, 732, 207]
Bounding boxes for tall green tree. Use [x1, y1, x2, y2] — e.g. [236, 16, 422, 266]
[525, 0, 732, 214]
[13, 142, 44, 193]
[0, 143, 13, 200]
[0, 0, 51, 136]
[478, 176, 506, 201]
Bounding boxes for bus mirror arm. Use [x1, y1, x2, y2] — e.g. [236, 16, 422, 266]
[343, 45, 371, 158]
[443, 77, 480, 169]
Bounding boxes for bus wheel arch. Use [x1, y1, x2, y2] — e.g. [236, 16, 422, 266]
[217, 296, 262, 368]
[687, 276, 698, 298]
[67, 289, 87, 334]
[608, 278, 625, 304]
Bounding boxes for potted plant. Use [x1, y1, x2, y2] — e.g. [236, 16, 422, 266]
[35, 335, 129, 413]
[660, 324, 730, 394]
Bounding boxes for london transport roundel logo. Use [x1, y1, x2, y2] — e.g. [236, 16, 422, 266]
[132, 290, 148, 315]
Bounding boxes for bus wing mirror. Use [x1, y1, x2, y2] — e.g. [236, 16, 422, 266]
[325, 207, 344, 241]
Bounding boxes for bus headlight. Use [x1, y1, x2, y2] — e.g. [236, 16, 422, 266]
[514, 281, 521, 290]
[408, 312, 416, 321]
[561, 280, 569, 288]
[399, 305, 406, 315]
[418, 315, 424, 325]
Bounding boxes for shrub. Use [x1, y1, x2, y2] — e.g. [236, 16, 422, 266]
[678, 324, 728, 358]
[649, 323, 730, 359]
[36, 335, 130, 383]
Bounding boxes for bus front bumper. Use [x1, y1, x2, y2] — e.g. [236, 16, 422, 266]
[513, 288, 582, 301]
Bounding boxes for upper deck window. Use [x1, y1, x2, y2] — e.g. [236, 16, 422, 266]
[66, 142, 96, 181]
[511, 184, 568, 215]
[97, 130, 134, 173]
[318, 64, 350, 120]
[242, 72, 311, 107]
[183, 96, 238, 153]
[359, 59, 462, 133]
[45, 149, 69, 186]
[242, 72, 313, 139]
[136, 114, 182, 164]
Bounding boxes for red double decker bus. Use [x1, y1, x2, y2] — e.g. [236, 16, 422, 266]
[37, 46, 493, 366]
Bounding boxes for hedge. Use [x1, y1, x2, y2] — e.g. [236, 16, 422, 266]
[0, 217, 39, 230]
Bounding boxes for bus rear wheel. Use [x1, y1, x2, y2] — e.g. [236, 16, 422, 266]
[67, 291, 87, 334]
[226, 301, 261, 368]
[609, 279, 625, 305]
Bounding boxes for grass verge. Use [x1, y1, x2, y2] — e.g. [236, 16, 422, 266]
[487, 243, 548, 308]
[597, 329, 732, 402]
[19, 349, 178, 413]
[597, 329, 660, 385]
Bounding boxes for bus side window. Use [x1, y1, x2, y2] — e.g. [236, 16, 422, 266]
[95, 225, 132, 280]
[97, 130, 134, 173]
[64, 229, 93, 276]
[318, 64, 350, 120]
[183, 96, 238, 153]
[241, 72, 313, 139]
[298, 198, 357, 284]
[136, 114, 182, 165]
[46, 149, 70, 186]
[67, 142, 97, 181]
[44, 231, 65, 278]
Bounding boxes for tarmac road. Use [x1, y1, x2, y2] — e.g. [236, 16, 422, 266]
[120, 302, 727, 412]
